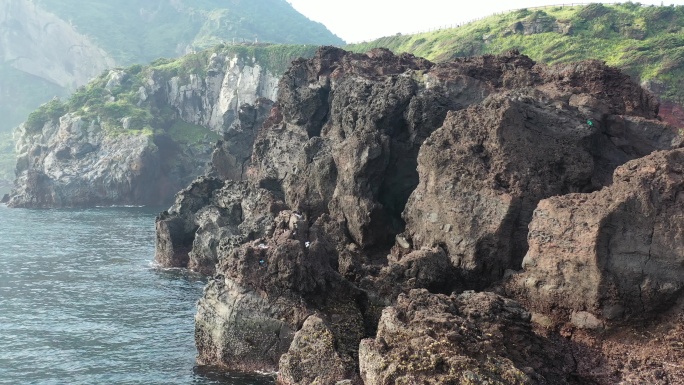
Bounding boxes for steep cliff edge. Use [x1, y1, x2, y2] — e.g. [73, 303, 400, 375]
[157, 47, 683, 383]
[8, 45, 317, 208]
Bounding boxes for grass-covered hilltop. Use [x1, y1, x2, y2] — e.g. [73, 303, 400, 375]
[347, 2, 684, 125]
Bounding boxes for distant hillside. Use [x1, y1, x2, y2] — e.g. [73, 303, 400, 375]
[35, 0, 344, 64]
[0, 0, 342, 192]
[347, 3, 684, 123]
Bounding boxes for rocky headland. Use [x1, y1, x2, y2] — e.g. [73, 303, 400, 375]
[154, 46, 684, 384]
[7, 48, 295, 208]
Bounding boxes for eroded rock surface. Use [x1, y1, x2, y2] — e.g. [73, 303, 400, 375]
[510, 148, 684, 322]
[151, 47, 684, 382]
[359, 289, 575, 385]
[155, 177, 283, 275]
[195, 210, 366, 377]
[403, 78, 679, 289]
[278, 315, 362, 385]
[9, 114, 163, 208]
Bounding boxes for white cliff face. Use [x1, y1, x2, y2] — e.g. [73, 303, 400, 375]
[9, 50, 282, 207]
[0, 0, 115, 89]
[159, 53, 280, 133]
[10, 114, 162, 207]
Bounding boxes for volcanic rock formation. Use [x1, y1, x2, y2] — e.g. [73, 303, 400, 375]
[510, 148, 684, 323]
[359, 289, 575, 385]
[156, 47, 684, 383]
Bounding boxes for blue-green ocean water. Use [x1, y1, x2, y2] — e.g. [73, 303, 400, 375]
[0, 205, 274, 385]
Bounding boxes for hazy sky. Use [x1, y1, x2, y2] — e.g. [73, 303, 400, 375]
[288, 0, 684, 42]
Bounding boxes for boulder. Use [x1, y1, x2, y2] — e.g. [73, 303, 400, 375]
[278, 316, 362, 385]
[512, 148, 684, 322]
[359, 289, 575, 385]
[360, 247, 455, 306]
[403, 89, 680, 288]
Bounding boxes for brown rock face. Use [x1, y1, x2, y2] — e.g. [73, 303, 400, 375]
[539, 60, 659, 119]
[403, 86, 678, 289]
[278, 315, 362, 385]
[512, 148, 684, 322]
[251, 46, 497, 249]
[359, 289, 575, 385]
[152, 47, 684, 381]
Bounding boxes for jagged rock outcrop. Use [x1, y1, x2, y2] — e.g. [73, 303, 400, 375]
[152, 47, 683, 382]
[359, 289, 575, 385]
[156, 177, 225, 269]
[509, 148, 684, 323]
[403, 63, 680, 288]
[9, 51, 281, 208]
[156, 177, 284, 274]
[195, 210, 366, 377]
[252, 49, 553, 252]
[192, 46, 489, 377]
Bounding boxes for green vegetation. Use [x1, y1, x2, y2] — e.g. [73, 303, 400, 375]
[346, 3, 684, 103]
[24, 98, 68, 134]
[211, 44, 321, 74]
[168, 121, 220, 146]
[35, 0, 343, 65]
[29, 44, 317, 142]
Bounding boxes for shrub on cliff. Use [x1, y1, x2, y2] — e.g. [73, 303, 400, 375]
[24, 98, 67, 134]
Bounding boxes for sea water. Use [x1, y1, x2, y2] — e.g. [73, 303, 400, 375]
[0, 205, 274, 385]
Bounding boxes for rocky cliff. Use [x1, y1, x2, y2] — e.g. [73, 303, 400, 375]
[0, 0, 116, 177]
[0, 0, 343, 191]
[156, 47, 684, 383]
[7, 46, 311, 208]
